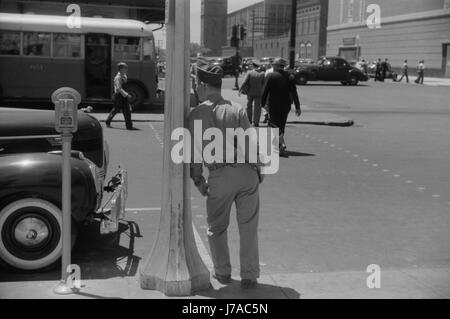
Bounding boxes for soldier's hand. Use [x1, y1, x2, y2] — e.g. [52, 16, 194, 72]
[196, 179, 210, 197]
[127, 94, 133, 102]
[295, 109, 301, 117]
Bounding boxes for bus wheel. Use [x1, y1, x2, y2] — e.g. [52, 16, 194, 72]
[127, 83, 145, 111]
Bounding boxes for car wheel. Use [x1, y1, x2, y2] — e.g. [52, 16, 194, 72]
[341, 81, 349, 86]
[0, 198, 77, 271]
[297, 74, 308, 85]
[349, 76, 359, 86]
[126, 83, 145, 111]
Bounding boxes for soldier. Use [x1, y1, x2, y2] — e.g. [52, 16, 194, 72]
[105, 62, 135, 130]
[189, 61, 263, 289]
[261, 58, 301, 158]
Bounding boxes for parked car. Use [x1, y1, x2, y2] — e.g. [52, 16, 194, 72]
[0, 108, 127, 271]
[293, 56, 369, 86]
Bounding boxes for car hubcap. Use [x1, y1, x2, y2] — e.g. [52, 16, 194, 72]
[14, 217, 49, 248]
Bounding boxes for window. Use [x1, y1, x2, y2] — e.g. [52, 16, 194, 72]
[114, 36, 141, 61]
[143, 38, 155, 61]
[23, 32, 51, 56]
[0, 31, 20, 55]
[53, 33, 81, 58]
[306, 42, 312, 59]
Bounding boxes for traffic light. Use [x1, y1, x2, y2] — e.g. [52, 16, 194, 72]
[240, 25, 247, 41]
[232, 24, 238, 39]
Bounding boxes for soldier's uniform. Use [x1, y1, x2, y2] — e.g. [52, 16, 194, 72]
[106, 68, 133, 130]
[189, 63, 261, 282]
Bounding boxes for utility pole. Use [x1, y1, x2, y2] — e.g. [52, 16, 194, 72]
[251, 9, 255, 56]
[140, 0, 210, 297]
[289, 0, 298, 69]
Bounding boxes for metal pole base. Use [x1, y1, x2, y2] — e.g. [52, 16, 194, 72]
[53, 281, 79, 295]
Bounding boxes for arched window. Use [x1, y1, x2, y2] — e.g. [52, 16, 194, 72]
[306, 42, 312, 59]
[300, 42, 306, 58]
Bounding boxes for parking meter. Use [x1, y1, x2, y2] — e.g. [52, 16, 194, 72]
[51, 87, 81, 295]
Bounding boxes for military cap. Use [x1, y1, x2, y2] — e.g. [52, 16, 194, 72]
[196, 59, 224, 88]
[117, 62, 128, 69]
[272, 57, 287, 67]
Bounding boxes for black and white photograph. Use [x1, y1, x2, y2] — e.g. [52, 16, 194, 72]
[0, 0, 449, 309]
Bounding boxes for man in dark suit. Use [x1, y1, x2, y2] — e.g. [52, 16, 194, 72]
[261, 58, 301, 157]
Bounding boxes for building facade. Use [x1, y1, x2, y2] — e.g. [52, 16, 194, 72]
[253, 0, 328, 61]
[201, 0, 228, 57]
[327, 0, 450, 76]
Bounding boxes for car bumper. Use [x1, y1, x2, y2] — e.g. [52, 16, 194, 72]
[101, 169, 128, 234]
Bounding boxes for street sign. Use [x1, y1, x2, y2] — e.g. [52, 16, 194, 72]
[51, 87, 81, 295]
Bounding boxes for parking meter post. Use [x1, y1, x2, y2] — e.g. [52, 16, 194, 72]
[54, 131, 76, 295]
[51, 88, 81, 296]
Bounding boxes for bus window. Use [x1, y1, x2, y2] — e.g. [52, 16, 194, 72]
[53, 33, 82, 58]
[114, 36, 140, 61]
[143, 38, 154, 61]
[23, 32, 51, 57]
[0, 31, 21, 55]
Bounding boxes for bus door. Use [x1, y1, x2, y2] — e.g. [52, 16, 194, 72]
[85, 33, 111, 99]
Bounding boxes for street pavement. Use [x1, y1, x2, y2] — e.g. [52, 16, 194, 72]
[1, 76, 449, 299]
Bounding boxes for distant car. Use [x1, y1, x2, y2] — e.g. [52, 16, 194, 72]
[210, 57, 235, 77]
[0, 108, 127, 271]
[293, 56, 369, 86]
[260, 57, 275, 71]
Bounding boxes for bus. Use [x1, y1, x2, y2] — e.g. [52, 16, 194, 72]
[0, 13, 159, 110]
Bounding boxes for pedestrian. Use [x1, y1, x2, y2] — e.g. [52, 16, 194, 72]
[381, 58, 389, 81]
[398, 59, 409, 83]
[239, 62, 265, 127]
[375, 58, 382, 82]
[105, 62, 135, 130]
[189, 60, 264, 289]
[261, 63, 274, 124]
[415, 60, 425, 84]
[231, 52, 242, 90]
[261, 57, 301, 157]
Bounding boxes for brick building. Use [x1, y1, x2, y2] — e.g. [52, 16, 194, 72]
[327, 0, 450, 76]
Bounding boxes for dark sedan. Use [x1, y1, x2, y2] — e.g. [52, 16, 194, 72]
[293, 56, 369, 86]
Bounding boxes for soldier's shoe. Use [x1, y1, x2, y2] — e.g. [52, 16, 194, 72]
[213, 274, 232, 285]
[241, 279, 258, 289]
[105, 122, 112, 128]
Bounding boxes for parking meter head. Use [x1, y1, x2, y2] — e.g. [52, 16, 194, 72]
[52, 87, 81, 133]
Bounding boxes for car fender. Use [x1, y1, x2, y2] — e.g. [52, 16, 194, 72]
[0, 153, 97, 222]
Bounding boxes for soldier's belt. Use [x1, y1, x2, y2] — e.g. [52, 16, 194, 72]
[207, 163, 258, 172]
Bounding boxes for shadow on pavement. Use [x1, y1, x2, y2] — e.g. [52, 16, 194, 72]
[0, 219, 142, 282]
[285, 151, 315, 157]
[197, 279, 301, 299]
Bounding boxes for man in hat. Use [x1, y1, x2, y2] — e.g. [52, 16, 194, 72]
[262, 57, 301, 157]
[106, 62, 134, 130]
[189, 61, 263, 289]
[239, 62, 265, 127]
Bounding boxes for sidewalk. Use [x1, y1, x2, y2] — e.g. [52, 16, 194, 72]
[394, 75, 450, 87]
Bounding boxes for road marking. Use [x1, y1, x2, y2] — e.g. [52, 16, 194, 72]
[432, 194, 441, 198]
[417, 187, 426, 191]
[393, 174, 400, 178]
[383, 169, 390, 173]
[372, 164, 378, 167]
[353, 154, 359, 158]
[405, 180, 413, 184]
[363, 159, 369, 162]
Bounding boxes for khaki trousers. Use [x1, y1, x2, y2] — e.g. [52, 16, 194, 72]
[206, 164, 260, 280]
